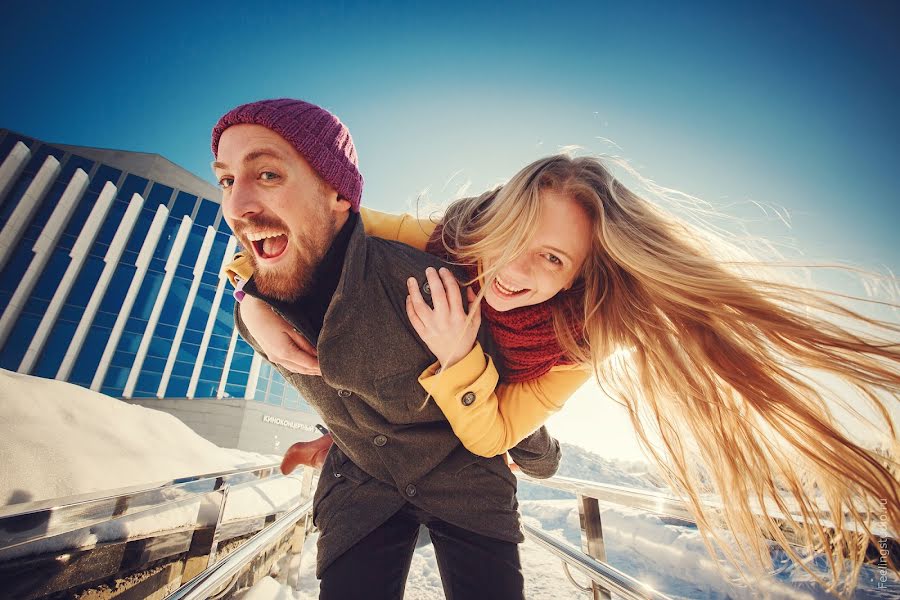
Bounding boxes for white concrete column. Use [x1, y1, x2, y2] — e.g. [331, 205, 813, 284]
[187, 236, 237, 398]
[245, 352, 263, 400]
[19, 181, 116, 373]
[157, 225, 216, 398]
[123, 216, 192, 398]
[90, 204, 169, 391]
[217, 327, 240, 398]
[0, 168, 87, 349]
[57, 192, 144, 380]
[0, 155, 61, 272]
[0, 142, 31, 207]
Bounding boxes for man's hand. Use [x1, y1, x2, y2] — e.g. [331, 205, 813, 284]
[281, 433, 334, 474]
[240, 295, 321, 375]
[406, 267, 481, 370]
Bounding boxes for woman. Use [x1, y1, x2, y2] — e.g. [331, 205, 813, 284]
[231, 154, 899, 594]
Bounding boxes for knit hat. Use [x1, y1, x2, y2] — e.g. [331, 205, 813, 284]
[211, 98, 363, 211]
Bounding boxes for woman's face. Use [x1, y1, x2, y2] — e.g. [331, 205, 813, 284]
[482, 189, 592, 312]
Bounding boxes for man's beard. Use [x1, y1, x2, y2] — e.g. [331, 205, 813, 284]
[238, 210, 337, 303]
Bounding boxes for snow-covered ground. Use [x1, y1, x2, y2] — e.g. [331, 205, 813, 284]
[1, 370, 897, 598]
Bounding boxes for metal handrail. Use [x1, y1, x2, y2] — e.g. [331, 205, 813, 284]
[518, 474, 891, 537]
[166, 498, 314, 600]
[522, 522, 673, 600]
[0, 462, 282, 553]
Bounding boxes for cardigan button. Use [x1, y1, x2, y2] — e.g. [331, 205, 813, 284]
[373, 434, 388, 447]
[337, 389, 352, 398]
[405, 484, 417, 497]
[422, 281, 431, 295]
[461, 391, 476, 406]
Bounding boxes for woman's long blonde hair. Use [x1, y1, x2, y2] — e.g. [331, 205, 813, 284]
[437, 154, 899, 595]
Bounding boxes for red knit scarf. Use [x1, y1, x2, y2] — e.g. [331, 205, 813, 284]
[426, 226, 582, 383]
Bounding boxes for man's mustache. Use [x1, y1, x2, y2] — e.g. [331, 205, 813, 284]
[233, 216, 290, 241]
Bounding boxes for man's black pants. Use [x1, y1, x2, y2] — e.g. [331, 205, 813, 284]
[319, 502, 524, 599]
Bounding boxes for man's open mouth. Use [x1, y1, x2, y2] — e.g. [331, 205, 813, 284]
[246, 231, 288, 261]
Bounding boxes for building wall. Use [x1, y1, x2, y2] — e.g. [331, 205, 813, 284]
[0, 128, 318, 453]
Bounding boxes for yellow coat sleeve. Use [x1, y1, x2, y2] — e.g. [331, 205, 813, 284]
[360, 206, 436, 250]
[221, 206, 438, 285]
[418, 343, 591, 457]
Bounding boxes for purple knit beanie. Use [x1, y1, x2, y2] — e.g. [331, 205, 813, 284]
[211, 98, 363, 211]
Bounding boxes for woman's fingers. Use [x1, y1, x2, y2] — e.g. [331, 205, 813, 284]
[424, 267, 449, 316]
[466, 287, 482, 329]
[439, 267, 464, 315]
[406, 294, 427, 337]
[407, 276, 434, 327]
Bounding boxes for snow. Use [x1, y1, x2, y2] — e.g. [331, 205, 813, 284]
[1, 370, 896, 598]
[0, 370, 275, 506]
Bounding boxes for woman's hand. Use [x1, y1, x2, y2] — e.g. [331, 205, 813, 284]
[239, 295, 321, 376]
[406, 267, 481, 370]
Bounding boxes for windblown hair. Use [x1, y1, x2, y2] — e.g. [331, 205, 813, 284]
[437, 154, 900, 595]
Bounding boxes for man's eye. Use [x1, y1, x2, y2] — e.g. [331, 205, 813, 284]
[218, 176, 234, 189]
[260, 171, 280, 181]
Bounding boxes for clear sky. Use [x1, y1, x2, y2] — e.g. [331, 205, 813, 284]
[2, 1, 897, 459]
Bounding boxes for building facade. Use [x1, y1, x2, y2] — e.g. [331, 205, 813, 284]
[0, 129, 320, 453]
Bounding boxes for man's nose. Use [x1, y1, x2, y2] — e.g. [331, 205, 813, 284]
[222, 179, 262, 222]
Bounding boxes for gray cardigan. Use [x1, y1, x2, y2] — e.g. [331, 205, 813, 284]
[236, 217, 561, 576]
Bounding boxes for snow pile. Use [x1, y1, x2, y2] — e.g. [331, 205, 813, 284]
[0, 369, 274, 506]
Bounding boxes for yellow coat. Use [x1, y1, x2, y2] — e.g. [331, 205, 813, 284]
[224, 207, 591, 457]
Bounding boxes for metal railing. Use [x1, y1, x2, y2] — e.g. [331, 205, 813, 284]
[0, 462, 314, 600]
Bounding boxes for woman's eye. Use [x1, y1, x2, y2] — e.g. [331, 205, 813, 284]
[543, 253, 562, 266]
[218, 177, 234, 189]
[260, 171, 280, 181]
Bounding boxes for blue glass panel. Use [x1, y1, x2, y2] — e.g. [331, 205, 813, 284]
[0, 133, 33, 159]
[70, 326, 113, 386]
[94, 198, 130, 251]
[230, 352, 252, 373]
[130, 270, 164, 321]
[0, 172, 35, 230]
[195, 199, 219, 227]
[151, 216, 184, 264]
[143, 355, 166, 374]
[182, 328, 203, 345]
[67, 256, 104, 307]
[148, 335, 173, 359]
[101, 365, 130, 396]
[207, 333, 231, 351]
[188, 285, 217, 330]
[89, 165, 123, 193]
[0, 312, 40, 368]
[200, 364, 223, 385]
[24, 145, 64, 175]
[205, 348, 227, 368]
[24, 179, 67, 235]
[60, 188, 100, 244]
[133, 370, 161, 397]
[93, 309, 117, 329]
[60, 155, 94, 182]
[112, 349, 137, 368]
[166, 375, 190, 398]
[170, 191, 197, 220]
[31, 249, 70, 303]
[146, 182, 173, 208]
[117, 175, 150, 204]
[224, 383, 245, 398]
[59, 303, 84, 324]
[0, 248, 33, 298]
[33, 319, 76, 378]
[123, 207, 160, 257]
[193, 378, 219, 398]
[98, 263, 136, 314]
[173, 358, 195, 378]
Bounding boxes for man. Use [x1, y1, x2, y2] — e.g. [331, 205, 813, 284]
[213, 99, 560, 599]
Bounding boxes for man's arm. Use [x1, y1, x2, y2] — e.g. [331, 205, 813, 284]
[507, 425, 561, 479]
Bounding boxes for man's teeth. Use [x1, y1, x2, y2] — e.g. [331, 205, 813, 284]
[246, 231, 284, 242]
[495, 277, 524, 294]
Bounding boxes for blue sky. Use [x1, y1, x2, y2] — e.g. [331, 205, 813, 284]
[2, 1, 897, 274]
[1, 0, 897, 458]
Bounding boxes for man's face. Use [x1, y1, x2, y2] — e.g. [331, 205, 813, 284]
[215, 124, 340, 302]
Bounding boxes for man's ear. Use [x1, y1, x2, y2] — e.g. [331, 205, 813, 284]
[333, 195, 352, 214]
